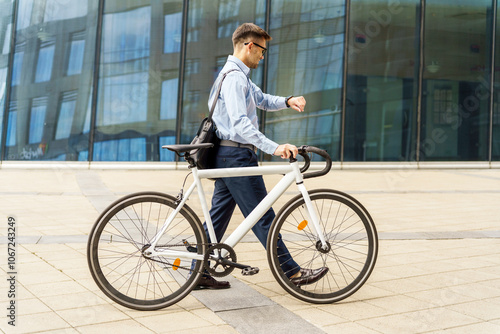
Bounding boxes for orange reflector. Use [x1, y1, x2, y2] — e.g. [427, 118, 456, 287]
[173, 258, 181, 270]
[298, 220, 308, 231]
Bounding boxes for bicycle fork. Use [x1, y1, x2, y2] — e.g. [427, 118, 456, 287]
[291, 163, 328, 250]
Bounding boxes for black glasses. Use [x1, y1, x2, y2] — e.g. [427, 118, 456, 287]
[244, 42, 267, 55]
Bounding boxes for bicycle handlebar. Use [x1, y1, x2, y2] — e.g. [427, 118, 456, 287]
[292, 145, 332, 179]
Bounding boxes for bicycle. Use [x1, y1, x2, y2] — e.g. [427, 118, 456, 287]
[87, 144, 378, 311]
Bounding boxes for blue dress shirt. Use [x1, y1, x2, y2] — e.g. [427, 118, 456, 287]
[208, 55, 288, 155]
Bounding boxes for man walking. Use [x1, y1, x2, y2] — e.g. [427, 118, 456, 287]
[196, 23, 328, 289]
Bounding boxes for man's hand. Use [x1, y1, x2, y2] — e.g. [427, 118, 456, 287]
[274, 143, 298, 159]
[288, 96, 306, 112]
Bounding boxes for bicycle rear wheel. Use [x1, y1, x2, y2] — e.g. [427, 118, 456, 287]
[267, 189, 378, 304]
[87, 192, 207, 311]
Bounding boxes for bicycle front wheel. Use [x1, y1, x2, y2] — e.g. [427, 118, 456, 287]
[267, 189, 378, 304]
[87, 192, 207, 311]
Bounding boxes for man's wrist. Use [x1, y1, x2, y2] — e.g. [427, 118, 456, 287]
[285, 95, 293, 108]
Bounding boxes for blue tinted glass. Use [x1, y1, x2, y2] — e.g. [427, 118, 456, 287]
[95, 1, 182, 161]
[2, 23, 11, 54]
[6, 109, 16, 147]
[55, 93, 77, 139]
[16, 0, 33, 30]
[29, 98, 47, 144]
[35, 41, 55, 82]
[7, 0, 97, 161]
[344, 0, 419, 162]
[164, 12, 181, 53]
[182, 0, 265, 144]
[421, 0, 491, 161]
[44, 0, 87, 22]
[67, 39, 85, 75]
[159, 136, 175, 161]
[161, 79, 178, 119]
[11, 51, 23, 86]
[101, 6, 150, 63]
[98, 72, 148, 125]
[265, 0, 344, 161]
[93, 138, 146, 161]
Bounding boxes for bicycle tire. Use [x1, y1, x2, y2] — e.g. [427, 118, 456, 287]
[87, 192, 207, 311]
[267, 189, 378, 304]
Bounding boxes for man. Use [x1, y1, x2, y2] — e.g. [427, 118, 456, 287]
[196, 23, 328, 289]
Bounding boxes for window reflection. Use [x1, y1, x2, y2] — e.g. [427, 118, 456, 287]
[181, 0, 265, 145]
[16, 0, 33, 30]
[421, 0, 491, 161]
[345, 0, 419, 161]
[161, 78, 178, 120]
[265, 0, 344, 161]
[34, 38, 55, 82]
[94, 0, 182, 161]
[29, 97, 47, 144]
[6, 0, 97, 160]
[2, 23, 11, 54]
[44, 0, 88, 22]
[11, 45, 24, 86]
[0, 0, 499, 163]
[6, 102, 16, 147]
[67, 32, 85, 75]
[164, 11, 181, 53]
[55, 91, 77, 140]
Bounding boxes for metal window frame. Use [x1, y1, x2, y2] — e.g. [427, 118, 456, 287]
[1, 0, 17, 161]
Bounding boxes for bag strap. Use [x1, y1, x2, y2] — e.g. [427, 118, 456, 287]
[207, 69, 238, 122]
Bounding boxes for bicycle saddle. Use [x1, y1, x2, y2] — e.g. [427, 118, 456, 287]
[162, 143, 214, 154]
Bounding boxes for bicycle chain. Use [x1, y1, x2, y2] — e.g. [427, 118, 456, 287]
[142, 242, 214, 274]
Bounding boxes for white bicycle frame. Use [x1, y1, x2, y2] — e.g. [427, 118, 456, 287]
[144, 160, 327, 261]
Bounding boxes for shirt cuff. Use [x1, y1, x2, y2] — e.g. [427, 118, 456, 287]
[261, 140, 279, 156]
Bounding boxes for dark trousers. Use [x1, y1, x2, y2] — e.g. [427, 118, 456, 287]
[204, 145, 300, 278]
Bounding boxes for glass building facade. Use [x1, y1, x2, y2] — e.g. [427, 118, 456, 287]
[0, 0, 499, 164]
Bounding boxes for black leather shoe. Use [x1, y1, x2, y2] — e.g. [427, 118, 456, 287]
[290, 267, 329, 286]
[194, 276, 231, 290]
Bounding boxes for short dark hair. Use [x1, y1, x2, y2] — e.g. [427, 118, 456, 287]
[232, 23, 272, 48]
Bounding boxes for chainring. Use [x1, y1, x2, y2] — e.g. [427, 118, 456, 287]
[204, 243, 237, 277]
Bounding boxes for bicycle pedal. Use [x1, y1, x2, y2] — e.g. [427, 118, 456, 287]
[241, 266, 259, 276]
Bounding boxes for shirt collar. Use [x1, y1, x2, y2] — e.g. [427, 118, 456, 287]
[227, 55, 250, 77]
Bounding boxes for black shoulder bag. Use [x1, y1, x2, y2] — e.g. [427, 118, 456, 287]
[189, 69, 236, 169]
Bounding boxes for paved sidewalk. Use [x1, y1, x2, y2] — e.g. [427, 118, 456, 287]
[0, 166, 499, 333]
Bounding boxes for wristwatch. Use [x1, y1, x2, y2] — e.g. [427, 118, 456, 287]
[285, 95, 293, 108]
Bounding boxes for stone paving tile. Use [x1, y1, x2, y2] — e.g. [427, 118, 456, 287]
[76, 319, 155, 334]
[24, 280, 89, 298]
[134, 311, 214, 334]
[447, 299, 500, 321]
[40, 291, 108, 311]
[323, 321, 380, 334]
[55, 304, 130, 327]
[173, 324, 239, 334]
[16, 298, 52, 315]
[436, 321, 500, 334]
[0, 311, 70, 333]
[356, 307, 479, 334]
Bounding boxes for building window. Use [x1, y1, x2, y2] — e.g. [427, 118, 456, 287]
[164, 9, 182, 53]
[55, 91, 78, 140]
[34, 38, 55, 83]
[6, 102, 17, 147]
[11, 44, 24, 86]
[67, 31, 85, 76]
[29, 97, 48, 144]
